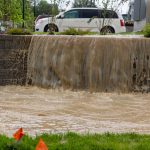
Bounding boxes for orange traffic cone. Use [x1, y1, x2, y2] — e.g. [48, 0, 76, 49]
[13, 128, 24, 141]
[36, 138, 48, 150]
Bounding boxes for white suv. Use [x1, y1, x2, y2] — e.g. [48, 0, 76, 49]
[35, 8, 126, 33]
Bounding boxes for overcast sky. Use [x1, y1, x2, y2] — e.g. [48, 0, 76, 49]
[46, 0, 129, 14]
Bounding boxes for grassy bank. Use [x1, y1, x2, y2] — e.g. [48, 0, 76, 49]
[1, 132, 150, 150]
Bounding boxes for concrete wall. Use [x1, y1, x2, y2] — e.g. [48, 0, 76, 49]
[134, 19, 146, 32]
[0, 35, 31, 85]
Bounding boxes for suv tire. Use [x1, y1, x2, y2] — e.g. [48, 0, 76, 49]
[44, 24, 58, 32]
[101, 26, 115, 34]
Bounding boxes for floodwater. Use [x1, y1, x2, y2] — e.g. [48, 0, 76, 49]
[0, 86, 150, 136]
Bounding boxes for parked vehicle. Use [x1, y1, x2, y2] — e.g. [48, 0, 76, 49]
[35, 14, 51, 23]
[0, 20, 15, 32]
[122, 14, 134, 27]
[35, 8, 126, 33]
[0, 21, 6, 32]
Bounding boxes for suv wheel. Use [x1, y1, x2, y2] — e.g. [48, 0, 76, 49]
[101, 26, 115, 34]
[44, 24, 58, 32]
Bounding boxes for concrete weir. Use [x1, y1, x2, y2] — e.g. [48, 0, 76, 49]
[0, 35, 31, 85]
[0, 35, 150, 92]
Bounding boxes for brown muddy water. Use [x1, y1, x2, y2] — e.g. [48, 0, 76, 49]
[0, 86, 150, 136]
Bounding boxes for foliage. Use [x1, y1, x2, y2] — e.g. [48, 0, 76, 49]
[0, 0, 34, 29]
[73, 0, 129, 10]
[143, 24, 150, 37]
[0, 0, 11, 21]
[1, 132, 150, 150]
[49, 0, 70, 11]
[9, 0, 22, 24]
[7, 28, 32, 35]
[0, 0, 21, 22]
[23, 0, 34, 29]
[33, 0, 59, 17]
[73, 0, 96, 7]
[59, 28, 92, 35]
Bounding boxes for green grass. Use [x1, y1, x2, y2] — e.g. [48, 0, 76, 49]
[32, 32, 48, 35]
[117, 31, 144, 35]
[32, 30, 144, 36]
[33, 28, 98, 36]
[1, 132, 150, 150]
[54, 28, 94, 35]
[7, 28, 32, 35]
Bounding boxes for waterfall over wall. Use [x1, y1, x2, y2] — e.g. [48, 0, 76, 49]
[27, 35, 150, 92]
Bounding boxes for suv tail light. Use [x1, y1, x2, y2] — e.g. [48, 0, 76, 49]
[120, 19, 124, 27]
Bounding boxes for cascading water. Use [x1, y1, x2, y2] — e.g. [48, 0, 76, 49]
[27, 35, 150, 92]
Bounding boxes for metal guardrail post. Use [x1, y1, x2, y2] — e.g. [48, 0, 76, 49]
[22, 0, 25, 28]
[146, 0, 150, 23]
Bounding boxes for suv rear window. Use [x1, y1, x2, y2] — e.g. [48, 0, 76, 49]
[80, 9, 99, 18]
[101, 10, 118, 18]
[63, 9, 118, 19]
[79, 9, 118, 19]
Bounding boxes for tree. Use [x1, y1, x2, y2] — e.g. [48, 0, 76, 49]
[10, 0, 22, 25]
[23, 0, 34, 28]
[0, 0, 34, 28]
[95, 0, 128, 10]
[0, 0, 11, 21]
[49, 0, 72, 13]
[35, 0, 53, 16]
[30, 0, 39, 17]
[73, 0, 96, 7]
[0, 0, 22, 28]
[31, 0, 59, 17]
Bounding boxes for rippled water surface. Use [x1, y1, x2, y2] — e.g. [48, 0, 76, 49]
[0, 86, 150, 136]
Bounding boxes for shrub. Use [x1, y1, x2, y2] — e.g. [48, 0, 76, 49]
[143, 24, 150, 37]
[7, 28, 32, 35]
[59, 28, 92, 35]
